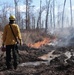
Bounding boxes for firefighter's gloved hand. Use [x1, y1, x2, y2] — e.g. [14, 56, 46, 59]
[19, 40, 22, 46]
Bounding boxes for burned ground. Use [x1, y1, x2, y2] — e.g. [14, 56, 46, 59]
[0, 46, 74, 75]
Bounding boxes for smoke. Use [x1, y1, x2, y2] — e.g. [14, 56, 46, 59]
[48, 27, 74, 47]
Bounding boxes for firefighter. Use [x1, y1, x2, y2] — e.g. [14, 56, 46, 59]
[2, 15, 22, 70]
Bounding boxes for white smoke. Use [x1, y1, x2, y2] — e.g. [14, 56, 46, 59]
[48, 27, 74, 47]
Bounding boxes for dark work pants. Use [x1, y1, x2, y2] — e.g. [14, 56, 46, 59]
[6, 44, 19, 69]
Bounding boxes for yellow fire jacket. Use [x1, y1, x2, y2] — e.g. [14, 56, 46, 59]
[3, 24, 22, 45]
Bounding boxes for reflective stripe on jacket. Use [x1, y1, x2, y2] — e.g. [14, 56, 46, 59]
[3, 24, 22, 45]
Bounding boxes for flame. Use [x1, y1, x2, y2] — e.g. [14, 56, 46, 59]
[28, 38, 50, 48]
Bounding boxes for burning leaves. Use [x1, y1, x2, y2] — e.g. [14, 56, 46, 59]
[28, 38, 50, 48]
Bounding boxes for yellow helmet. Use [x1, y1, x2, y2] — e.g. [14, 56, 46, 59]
[9, 15, 16, 20]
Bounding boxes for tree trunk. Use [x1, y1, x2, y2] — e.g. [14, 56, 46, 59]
[45, 0, 51, 33]
[62, 0, 66, 28]
[14, 0, 19, 24]
[70, 0, 73, 26]
[53, 0, 55, 28]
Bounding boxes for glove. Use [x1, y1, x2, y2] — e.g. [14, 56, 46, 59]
[19, 40, 23, 46]
[1, 43, 6, 52]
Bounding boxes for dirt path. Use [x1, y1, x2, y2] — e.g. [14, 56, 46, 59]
[0, 45, 74, 75]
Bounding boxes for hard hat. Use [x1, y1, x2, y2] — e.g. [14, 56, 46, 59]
[9, 15, 16, 20]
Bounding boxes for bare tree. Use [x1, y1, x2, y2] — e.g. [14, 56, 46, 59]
[70, 0, 73, 26]
[62, 0, 66, 28]
[30, 6, 36, 29]
[1, 4, 8, 27]
[50, 4, 53, 28]
[41, 20, 44, 28]
[53, 0, 55, 28]
[45, 0, 51, 33]
[14, 0, 19, 24]
[37, 2, 46, 29]
[57, 5, 61, 28]
[25, 0, 32, 30]
[39, 0, 42, 28]
[26, 0, 29, 29]
[37, 0, 42, 29]
[31, 16, 35, 29]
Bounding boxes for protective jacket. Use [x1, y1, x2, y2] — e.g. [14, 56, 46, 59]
[3, 24, 22, 45]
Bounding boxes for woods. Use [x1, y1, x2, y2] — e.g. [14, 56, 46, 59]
[0, 0, 73, 32]
[0, 0, 74, 75]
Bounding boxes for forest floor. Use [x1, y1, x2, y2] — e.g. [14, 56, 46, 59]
[0, 30, 74, 75]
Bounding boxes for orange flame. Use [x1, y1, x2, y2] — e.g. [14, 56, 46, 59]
[28, 38, 50, 48]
